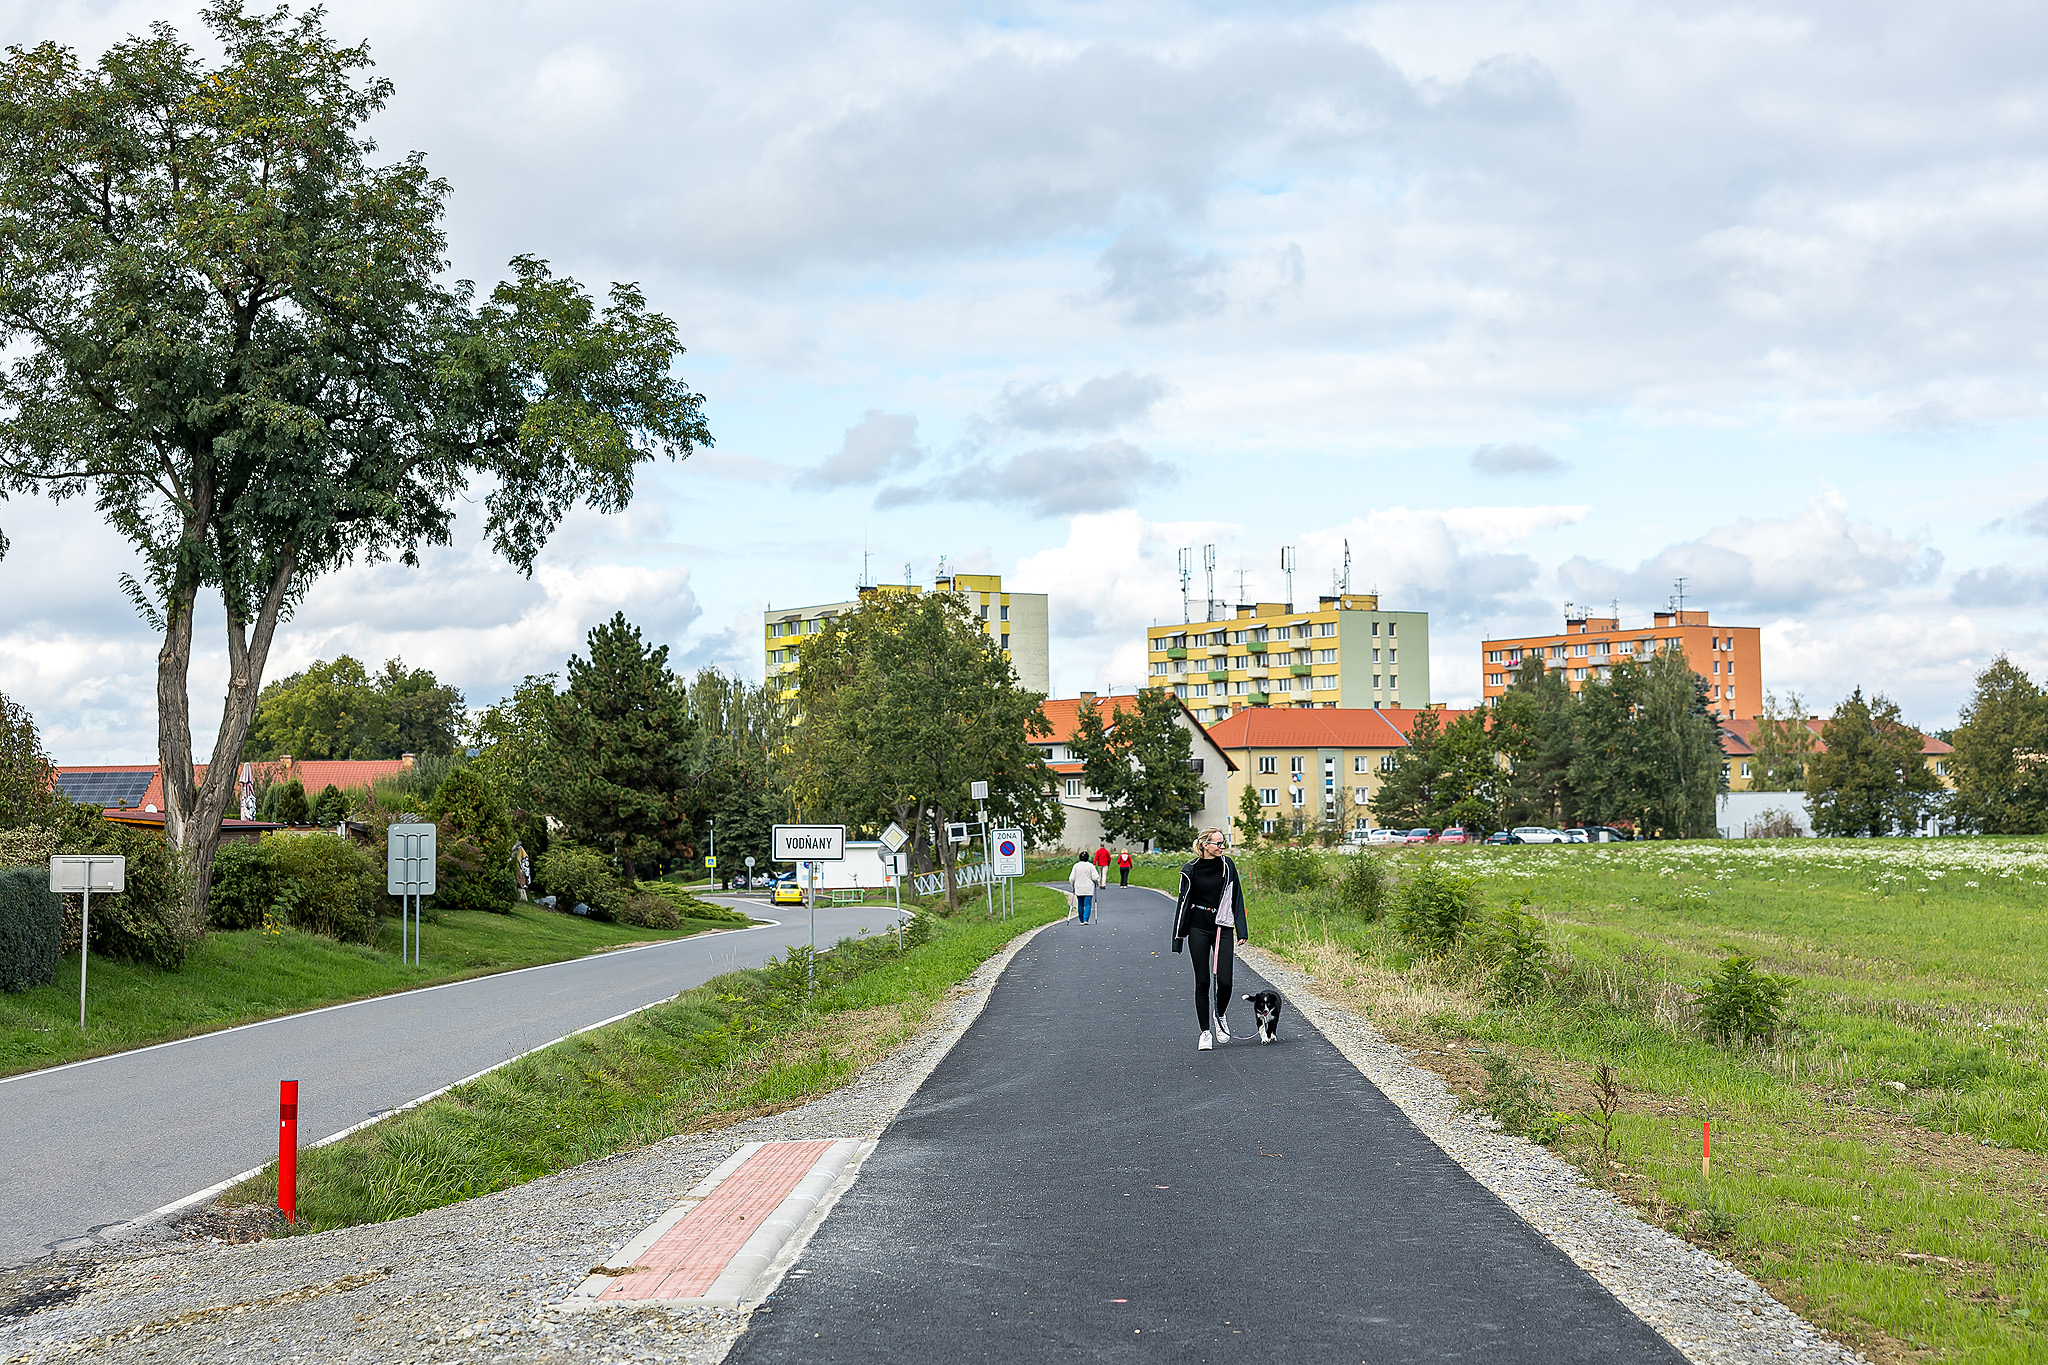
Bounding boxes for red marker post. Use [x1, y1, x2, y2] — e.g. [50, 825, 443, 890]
[279, 1080, 299, 1223]
[1702, 1119, 1712, 1182]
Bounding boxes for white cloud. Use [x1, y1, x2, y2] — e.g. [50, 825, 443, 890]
[815, 411, 925, 487]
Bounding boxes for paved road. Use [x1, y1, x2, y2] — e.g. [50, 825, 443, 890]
[0, 895, 903, 1271]
[730, 883, 1683, 1363]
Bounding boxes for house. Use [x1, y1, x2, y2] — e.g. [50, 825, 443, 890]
[1203, 706, 1476, 837]
[1716, 719, 1953, 793]
[1033, 692, 1235, 852]
[1715, 717, 1954, 838]
[53, 753, 419, 830]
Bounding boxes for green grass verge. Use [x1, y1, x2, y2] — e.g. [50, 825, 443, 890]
[223, 886, 1066, 1233]
[0, 902, 755, 1077]
[1249, 839, 2048, 1364]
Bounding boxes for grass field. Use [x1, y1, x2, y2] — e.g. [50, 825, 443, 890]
[223, 886, 1067, 1233]
[1211, 839, 2048, 1365]
[0, 902, 753, 1078]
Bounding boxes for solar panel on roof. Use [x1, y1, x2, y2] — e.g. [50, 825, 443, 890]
[56, 770, 157, 808]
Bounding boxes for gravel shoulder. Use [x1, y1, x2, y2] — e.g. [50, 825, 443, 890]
[0, 912, 1864, 1365]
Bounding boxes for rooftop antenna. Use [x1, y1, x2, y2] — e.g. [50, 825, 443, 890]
[1280, 546, 1296, 610]
[1338, 539, 1352, 595]
[903, 561, 912, 585]
[1177, 548, 1193, 624]
[1234, 565, 1249, 602]
[936, 554, 949, 582]
[1202, 544, 1217, 622]
[1673, 575, 1687, 616]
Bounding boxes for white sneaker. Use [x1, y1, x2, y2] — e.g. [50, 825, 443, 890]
[1197, 1031, 1213, 1051]
[1214, 1013, 1231, 1042]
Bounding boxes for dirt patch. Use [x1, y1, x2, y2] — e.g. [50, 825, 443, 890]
[169, 1201, 289, 1246]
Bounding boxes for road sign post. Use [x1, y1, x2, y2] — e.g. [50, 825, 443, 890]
[773, 826, 845, 994]
[387, 823, 436, 965]
[991, 829, 1024, 921]
[50, 856, 124, 1028]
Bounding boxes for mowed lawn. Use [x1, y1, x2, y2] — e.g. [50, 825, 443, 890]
[0, 903, 753, 1078]
[1224, 839, 2048, 1365]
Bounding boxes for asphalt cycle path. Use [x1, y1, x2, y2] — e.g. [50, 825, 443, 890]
[730, 881, 1684, 1364]
[0, 895, 902, 1271]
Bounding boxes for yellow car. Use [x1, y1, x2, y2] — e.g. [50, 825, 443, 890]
[772, 879, 805, 906]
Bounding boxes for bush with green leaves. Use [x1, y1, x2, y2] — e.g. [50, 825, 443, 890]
[0, 866, 62, 992]
[1332, 852, 1389, 921]
[267, 834, 383, 944]
[1249, 845, 1325, 895]
[430, 767, 515, 914]
[634, 881, 751, 925]
[274, 779, 311, 826]
[207, 839, 277, 931]
[311, 783, 352, 825]
[535, 843, 626, 920]
[1690, 952, 1796, 1046]
[1476, 1051, 1565, 1143]
[1483, 900, 1552, 1004]
[52, 802, 198, 969]
[1393, 856, 1480, 956]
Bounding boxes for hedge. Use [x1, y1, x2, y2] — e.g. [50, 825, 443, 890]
[208, 833, 382, 944]
[0, 866, 62, 992]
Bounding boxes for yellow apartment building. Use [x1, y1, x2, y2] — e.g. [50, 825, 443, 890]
[1205, 706, 1471, 837]
[1480, 608, 1762, 722]
[1144, 594, 1431, 726]
[763, 572, 1050, 702]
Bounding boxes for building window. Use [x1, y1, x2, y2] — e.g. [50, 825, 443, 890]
[1260, 819, 1276, 835]
[1353, 787, 1370, 805]
[1173, 684, 1188, 698]
[1317, 649, 1336, 663]
[1290, 755, 1305, 774]
[1290, 789, 1306, 808]
[1259, 756, 1277, 773]
[1372, 622, 1380, 636]
[1173, 660, 1187, 674]
[1001, 633, 1009, 649]
[1388, 675, 1397, 689]
[1000, 605, 1010, 621]
[1741, 762, 1752, 778]
[1573, 643, 1588, 656]
[1316, 675, 1339, 690]
[1373, 674, 1381, 689]
[1726, 687, 1735, 701]
[1233, 681, 1250, 695]
[1380, 755, 1396, 772]
[1192, 684, 1209, 697]
[1354, 755, 1370, 773]
[1372, 648, 1381, 663]
[1486, 673, 1503, 686]
[1936, 760, 1949, 776]
[1721, 763, 1731, 780]
[1387, 650, 1396, 664]
[1150, 661, 1167, 675]
[1065, 778, 1081, 797]
[1259, 788, 1278, 806]
[1318, 621, 1336, 636]
[1388, 622, 1396, 637]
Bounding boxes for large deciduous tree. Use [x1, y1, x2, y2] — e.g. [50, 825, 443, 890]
[1067, 688, 1209, 852]
[1494, 657, 1576, 828]
[1806, 688, 1943, 837]
[1746, 690, 1817, 791]
[788, 591, 1057, 910]
[546, 614, 697, 884]
[0, 3, 707, 917]
[1569, 651, 1723, 837]
[1947, 657, 2048, 835]
[247, 654, 463, 759]
[684, 668, 789, 888]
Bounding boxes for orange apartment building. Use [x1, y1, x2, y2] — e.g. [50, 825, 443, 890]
[1480, 609, 1762, 722]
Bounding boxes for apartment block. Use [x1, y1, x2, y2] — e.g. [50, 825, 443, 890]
[1205, 706, 1473, 837]
[1479, 608, 1761, 721]
[1144, 594, 1431, 726]
[763, 572, 1050, 702]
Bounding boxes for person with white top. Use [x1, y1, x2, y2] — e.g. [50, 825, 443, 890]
[1068, 853, 1102, 924]
[1170, 828, 1249, 1050]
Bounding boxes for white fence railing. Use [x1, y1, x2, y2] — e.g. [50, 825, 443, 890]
[912, 861, 998, 896]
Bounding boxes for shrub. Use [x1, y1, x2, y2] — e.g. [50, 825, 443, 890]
[1333, 852, 1389, 922]
[1690, 952, 1796, 1046]
[634, 881, 751, 925]
[0, 866, 62, 992]
[311, 783, 351, 826]
[207, 839, 278, 931]
[268, 834, 382, 944]
[53, 802, 198, 970]
[617, 892, 681, 930]
[1483, 900, 1552, 1005]
[275, 779, 311, 825]
[430, 768, 515, 915]
[1393, 856, 1480, 956]
[0, 824, 59, 869]
[535, 843, 626, 920]
[1742, 808, 1804, 839]
[1250, 846, 1325, 895]
[1476, 1051, 1565, 1143]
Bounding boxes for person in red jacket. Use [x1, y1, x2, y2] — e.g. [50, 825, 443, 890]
[1094, 844, 1111, 880]
[1117, 849, 1132, 886]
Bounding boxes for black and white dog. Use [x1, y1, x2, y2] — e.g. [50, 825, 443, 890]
[1241, 990, 1284, 1044]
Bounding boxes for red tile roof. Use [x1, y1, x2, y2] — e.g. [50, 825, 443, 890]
[1203, 706, 1477, 750]
[1035, 694, 1237, 771]
[1718, 717, 1950, 758]
[60, 757, 415, 812]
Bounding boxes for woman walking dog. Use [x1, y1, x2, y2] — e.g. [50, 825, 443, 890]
[1171, 828, 1248, 1050]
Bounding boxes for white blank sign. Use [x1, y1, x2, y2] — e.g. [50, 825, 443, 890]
[387, 823, 438, 895]
[49, 856, 124, 894]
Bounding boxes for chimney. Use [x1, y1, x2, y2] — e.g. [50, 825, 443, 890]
[1079, 691, 1097, 708]
[279, 754, 292, 774]
[400, 753, 416, 770]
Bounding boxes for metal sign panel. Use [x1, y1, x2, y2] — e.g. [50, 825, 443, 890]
[991, 830, 1025, 877]
[879, 822, 909, 853]
[946, 822, 971, 845]
[704, 856, 717, 868]
[49, 856, 124, 894]
[387, 823, 437, 895]
[772, 824, 845, 861]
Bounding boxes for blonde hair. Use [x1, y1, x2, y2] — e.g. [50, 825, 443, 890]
[1198, 827, 1227, 847]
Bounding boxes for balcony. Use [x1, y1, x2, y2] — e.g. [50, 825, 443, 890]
[1244, 666, 1268, 680]
[1289, 664, 1313, 676]
[1206, 669, 1230, 682]
[1248, 690, 1271, 705]
[1245, 641, 1268, 654]
[1164, 647, 1187, 659]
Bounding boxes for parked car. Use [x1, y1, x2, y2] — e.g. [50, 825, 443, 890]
[1366, 827, 1403, 845]
[1486, 830, 1521, 845]
[772, 878, 805, 906]
[1582, 825, 1633, 842]
[1402, 828, 1435, 844]
[1563, 828, 1589, 844]
[1510, 826, 1569, 844]
[1436, 826, 1469, 845]
[1345, 827, 1373, 845]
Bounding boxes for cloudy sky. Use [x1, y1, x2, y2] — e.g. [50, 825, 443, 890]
[5, 0, 2047, 760]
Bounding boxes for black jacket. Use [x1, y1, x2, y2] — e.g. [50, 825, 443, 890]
[1171, 855, 1248, 953]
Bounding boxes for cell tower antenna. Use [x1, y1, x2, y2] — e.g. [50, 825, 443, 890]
[1177, 548, 1193, 625]
[903, 561, 912, 585]
[1280, 546, 1296, 610]
[1202, 544, 1217, 622]
[1235, 565, 1249, 602]
[1339, 539, 1352, 594]
[1673, 575, 1687, 616]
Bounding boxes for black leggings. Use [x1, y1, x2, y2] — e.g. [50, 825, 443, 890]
[1186, 916, 1236, 1030]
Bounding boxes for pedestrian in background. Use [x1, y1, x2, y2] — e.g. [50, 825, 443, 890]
[1069, 852, 1102, 924]
[1094, 844, 1111, 880]
[1117, 849, 1132, 887]
[1171, 829, 1248, 1051]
